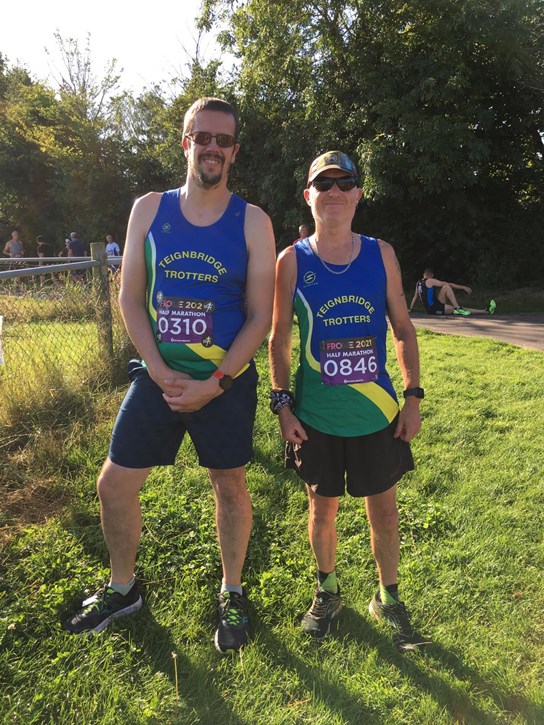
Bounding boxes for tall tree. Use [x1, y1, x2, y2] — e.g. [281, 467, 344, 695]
[201, 0, 544, 284]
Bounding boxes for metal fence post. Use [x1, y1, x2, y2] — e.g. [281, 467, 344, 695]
[90, 242, 114, 372]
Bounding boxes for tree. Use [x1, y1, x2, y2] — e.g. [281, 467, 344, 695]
[201, 0, 544, 284]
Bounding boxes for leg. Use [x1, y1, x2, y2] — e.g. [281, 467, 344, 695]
[302, 487, 342, 639]
[436, 283, 461, 309]
[208, 467, 252, 586]
[307, 486, 339, 573]
[97, 458, 152, 584]
[365, 484, 399, 587]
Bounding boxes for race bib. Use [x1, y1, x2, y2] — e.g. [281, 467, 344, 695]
[319, 336, 379, 385]
[156, 293, 215, 347]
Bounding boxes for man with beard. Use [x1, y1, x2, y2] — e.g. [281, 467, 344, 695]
[63, 98, 276, 653]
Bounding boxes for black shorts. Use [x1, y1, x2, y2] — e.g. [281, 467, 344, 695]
[285, 415, 414, 497]
[425, 300, 445, 315]
[109, 360, 258, 470]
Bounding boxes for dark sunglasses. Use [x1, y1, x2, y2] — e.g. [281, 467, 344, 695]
[311, 176, 358, 192]
[185, 131, 237, 148]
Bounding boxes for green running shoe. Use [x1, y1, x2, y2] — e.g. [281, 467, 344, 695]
[488, 299, 496, 315]
[215, 590, 249, 653]
[301, 588, 343, 640]
[453, 307, 471, 316]
[62, 583, 143, 634]
[369, 590, 431, 652]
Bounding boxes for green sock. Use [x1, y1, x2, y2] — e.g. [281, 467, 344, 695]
[379, 583, 398, 605]
[318, 570, 338, 594]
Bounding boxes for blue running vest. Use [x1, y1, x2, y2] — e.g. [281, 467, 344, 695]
[144, 188, 248, 378]
[293, 235, 399, 436]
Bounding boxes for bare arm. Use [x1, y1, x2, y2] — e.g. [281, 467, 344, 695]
[163, 203, 276, 412]
[268, 247, 308, 444]
[380, 241, 421, 443]
[427, 277, 471, 294]
[409, 285, 419, 311]
[119, 192, 191, 395]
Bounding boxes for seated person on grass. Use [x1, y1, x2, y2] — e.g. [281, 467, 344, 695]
[410, 268, 495, 317]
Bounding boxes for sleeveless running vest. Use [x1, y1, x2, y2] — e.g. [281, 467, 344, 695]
[292, 236, 399, 436]
[144, 188, 248, 379]
[416, 278, 434, 309]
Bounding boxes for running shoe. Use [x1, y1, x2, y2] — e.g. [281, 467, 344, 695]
[215, 590, 249, 653]
[369, 590, 430, 652]
[301, 588, 343, 640]
[488, 299, 496, 315]
[453, 307, 471, 316]
[62, 583, 143, 634]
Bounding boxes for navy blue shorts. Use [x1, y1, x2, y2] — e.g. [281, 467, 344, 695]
[109, 361, 258, 470]
[285, 415, 414, 497]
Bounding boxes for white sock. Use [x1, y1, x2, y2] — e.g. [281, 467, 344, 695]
[221, 579, 243, 596]
[109, 576, 135, 596]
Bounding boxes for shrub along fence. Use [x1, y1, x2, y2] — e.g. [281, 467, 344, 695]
[0, 243, 131, 393]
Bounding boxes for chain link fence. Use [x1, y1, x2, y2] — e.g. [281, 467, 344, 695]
[0, 243, 134, 396]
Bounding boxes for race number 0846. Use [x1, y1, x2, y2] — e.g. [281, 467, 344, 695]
[322, 355, 377, 379]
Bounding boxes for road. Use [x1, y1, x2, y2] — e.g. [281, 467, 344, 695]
[409, 312, 544, 352]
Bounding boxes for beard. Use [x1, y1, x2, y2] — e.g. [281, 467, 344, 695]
[193, 152, 226, 189]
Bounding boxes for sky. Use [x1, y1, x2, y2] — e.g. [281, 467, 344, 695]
[2, 0, 228, 93]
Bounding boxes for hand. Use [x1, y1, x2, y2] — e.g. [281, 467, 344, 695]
[278, 408, 308, 444]
[394, 400, 421, 442]
[464, 286, 472, 294]
[147, 364, 192, 396]
[162, 377, 221, 413]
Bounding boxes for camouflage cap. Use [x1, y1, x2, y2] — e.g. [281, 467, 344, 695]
[308, 151, 358, 183]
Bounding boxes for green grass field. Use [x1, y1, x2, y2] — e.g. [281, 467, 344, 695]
[1, 330, 543, 724]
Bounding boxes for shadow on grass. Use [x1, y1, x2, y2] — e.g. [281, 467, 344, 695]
[107, 605, 247, 725]
[338, 607, 536, 723]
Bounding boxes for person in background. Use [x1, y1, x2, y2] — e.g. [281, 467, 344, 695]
[410, 268, 496, 316]
[3, 230, 24, 258]
[105, 234, 122, 273]
[292, 224, 309, 245]
[269, 150, 429, 651]
[36, 235, 52, 259]
[67, 231, 86, 283]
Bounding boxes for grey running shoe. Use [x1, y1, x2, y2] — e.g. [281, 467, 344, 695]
[369, 590, 431, 652]
[215, 590, 249, 653]
[488, 299, 496, 315]
[301, 588, 343, 640]
[62, 583, 143, 634]
[453, 307, 471, 316]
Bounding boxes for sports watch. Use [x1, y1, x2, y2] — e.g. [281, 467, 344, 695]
[212, 369, 234, 391]
[403, 387, 424, 399]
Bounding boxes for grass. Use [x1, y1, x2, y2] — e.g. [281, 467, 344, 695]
[1, 330, 543, 724]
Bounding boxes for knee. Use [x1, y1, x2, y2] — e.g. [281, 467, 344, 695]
[369, 506, 399, 534]
[97, 464, 140, 507]
[210, 470, 249, 507]
[309, 498, 338, 528]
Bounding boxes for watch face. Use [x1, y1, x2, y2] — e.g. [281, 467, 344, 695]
[219, 374, 233, 391]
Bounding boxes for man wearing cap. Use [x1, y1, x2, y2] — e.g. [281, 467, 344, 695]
[269, 151, 429, 651]
[62, 97, 276, 654]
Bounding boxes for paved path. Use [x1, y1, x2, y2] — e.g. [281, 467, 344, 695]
[410, 313, 544, 352]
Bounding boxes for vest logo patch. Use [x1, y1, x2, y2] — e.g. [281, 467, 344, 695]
[162, 223, 172, 233]
[303, 271, 317, 286]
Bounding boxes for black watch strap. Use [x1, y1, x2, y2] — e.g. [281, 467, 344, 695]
[403, 387, 424, 399]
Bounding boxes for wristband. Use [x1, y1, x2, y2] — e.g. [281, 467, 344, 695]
[270, 389, 295, 414]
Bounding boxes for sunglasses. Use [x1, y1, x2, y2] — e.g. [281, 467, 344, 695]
[310, 176, 358, 192]
[185, 131, 237, 148]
